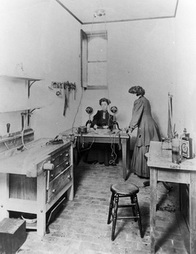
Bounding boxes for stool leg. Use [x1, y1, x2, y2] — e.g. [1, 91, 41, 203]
[131, 195, 138, 222]
[135, 196, 143, 238]
[107, 191, 114, 224]
[111, 194, 119, 241]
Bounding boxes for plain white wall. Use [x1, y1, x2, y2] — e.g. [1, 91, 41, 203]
[82, 0, 196, 149]
[82, 18, 175, 137]
[173, 0, 196, 148]
[0, 0, 82, 138]
[0, 0, 195, 150]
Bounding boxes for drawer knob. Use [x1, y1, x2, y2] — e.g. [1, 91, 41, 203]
[65, 153, 69, 157]
[67, 175, 71, 180]
[52, 189, 56, 193]
[66, 162, 69, 166]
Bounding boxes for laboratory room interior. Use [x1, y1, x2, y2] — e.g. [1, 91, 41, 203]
[0, 0, 196, 254]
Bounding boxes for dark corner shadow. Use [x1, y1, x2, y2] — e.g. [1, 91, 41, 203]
[125, 169, 132, 180]
[73, 156, 94, 194]
[140, 205, 150, 237]
[155, 219, 178, 253]
[156, 184, 177, 212]
[124, 149, 134, 181]
[155, 212, 189, 253]
[112, 219, 143, 241]
[113, 220, 127, 240]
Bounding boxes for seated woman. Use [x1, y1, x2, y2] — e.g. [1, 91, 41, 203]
[91, 97, 113, 130]
[84, 98, 117, 166]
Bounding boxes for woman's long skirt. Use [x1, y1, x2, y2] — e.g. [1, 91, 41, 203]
[131, 145, 149, 178]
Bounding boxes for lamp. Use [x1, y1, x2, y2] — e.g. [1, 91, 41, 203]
[110, 106, 121, 130]
[94, 9, 106, 18]
[91, 8, 107, 35]
[85, 106, 93, 127]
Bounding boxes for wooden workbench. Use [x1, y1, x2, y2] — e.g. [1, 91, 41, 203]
[0, 138, 74, 236]
[147, 141, 196, 254]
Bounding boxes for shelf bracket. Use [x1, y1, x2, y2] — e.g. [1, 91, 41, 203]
[28, 80, 36, 98]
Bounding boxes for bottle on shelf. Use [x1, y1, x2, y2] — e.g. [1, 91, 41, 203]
[180, 128, 193, 159]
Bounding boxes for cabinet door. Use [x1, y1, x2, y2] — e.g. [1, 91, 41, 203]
[9, 174, 37, 200]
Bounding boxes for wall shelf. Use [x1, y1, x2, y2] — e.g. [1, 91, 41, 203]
[0, 109, 29, 114]
[0, 75, 42, 114]
[0, 75, 42, 97]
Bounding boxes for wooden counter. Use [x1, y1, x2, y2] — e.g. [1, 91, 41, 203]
[147, 141, 196, 254]
[0, 138, 74, 236]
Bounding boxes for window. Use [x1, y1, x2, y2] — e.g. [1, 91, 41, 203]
[81, 30, 108, 90]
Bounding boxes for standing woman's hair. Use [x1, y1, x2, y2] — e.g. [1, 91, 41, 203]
[128, 86, 145, 96]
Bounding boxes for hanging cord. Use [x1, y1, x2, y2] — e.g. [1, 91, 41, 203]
[104, 11, 110, 101]
[17, 113, 28, 151]
[21, 129, 28, 150]
[90, 15, 96, 36]
[78, 135, 95, 152]
[104, 14, 114, 121]
[71, 87, 84, 134]
[109, 132, 118, 165]
[167, 93, 174, 139]
[4, 142, 9, 150]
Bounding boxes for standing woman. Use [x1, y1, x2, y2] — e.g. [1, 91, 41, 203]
[128, 86, 160, 178]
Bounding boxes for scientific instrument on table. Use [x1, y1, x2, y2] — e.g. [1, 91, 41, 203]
[180, 128, 193, 159]
[85, 106, 93, 129]
[110, 106, 121, 130]
[170, 128, 194, 165]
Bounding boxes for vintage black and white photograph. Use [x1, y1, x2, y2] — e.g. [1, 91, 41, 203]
[0, 0, 195, 253]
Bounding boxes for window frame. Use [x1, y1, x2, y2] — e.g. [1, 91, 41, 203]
[81, 29, 108, 90]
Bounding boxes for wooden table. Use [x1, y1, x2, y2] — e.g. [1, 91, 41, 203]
[147, 141, 196, 254]
[64, 129, 130, 180]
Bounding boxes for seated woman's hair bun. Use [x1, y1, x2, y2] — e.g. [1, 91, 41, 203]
[99, 98, 111, 105]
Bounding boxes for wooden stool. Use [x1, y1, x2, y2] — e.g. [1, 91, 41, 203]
[107, 183, 143, 240]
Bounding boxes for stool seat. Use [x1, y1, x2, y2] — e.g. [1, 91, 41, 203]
[111, 183, 139, 195]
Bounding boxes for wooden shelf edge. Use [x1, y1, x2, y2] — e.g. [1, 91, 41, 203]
[0, 75, 42, 81]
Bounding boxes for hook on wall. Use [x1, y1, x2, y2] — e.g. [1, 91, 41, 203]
[48, 81, 77, 116]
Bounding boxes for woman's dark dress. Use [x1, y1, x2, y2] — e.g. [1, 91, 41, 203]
[130, 96, 160, 178]
[85, 110, 114, 166]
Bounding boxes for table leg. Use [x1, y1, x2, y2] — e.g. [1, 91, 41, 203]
[37, 172, 47, 236]
[150, 167, 158, 254]
[189, 173, 196, 254]
[67, 145, 74, 200]
[121, 138, 128, 180]
[0, 173, 9, 219]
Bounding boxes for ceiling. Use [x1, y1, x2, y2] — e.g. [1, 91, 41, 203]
[56, 0, 179, 24]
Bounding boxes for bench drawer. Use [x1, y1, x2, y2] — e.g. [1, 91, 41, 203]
[47, 168, 72, 203]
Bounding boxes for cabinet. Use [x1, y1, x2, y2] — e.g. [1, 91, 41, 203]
[0, 138, 74, 236]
